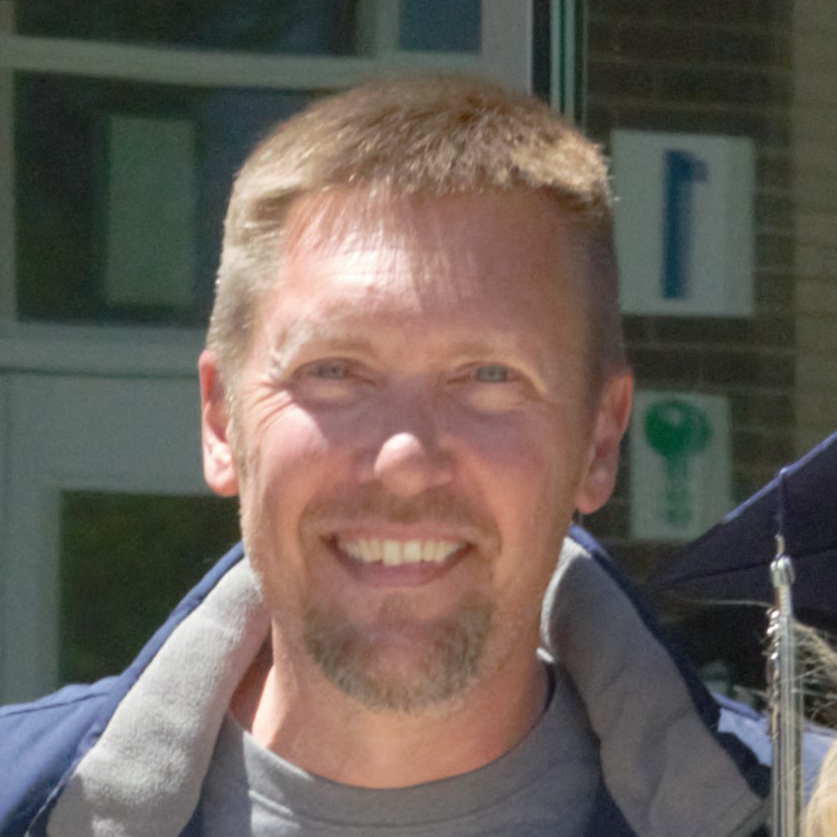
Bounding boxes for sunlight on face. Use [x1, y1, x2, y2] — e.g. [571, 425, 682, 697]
[226, 189, 613, 713]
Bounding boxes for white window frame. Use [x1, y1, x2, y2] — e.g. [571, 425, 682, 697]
[1, 373, 207, 702]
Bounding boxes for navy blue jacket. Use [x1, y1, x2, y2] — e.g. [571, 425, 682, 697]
[0, 532, 819, 836]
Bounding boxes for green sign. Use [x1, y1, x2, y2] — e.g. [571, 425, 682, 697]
[644, 398, 712, 528]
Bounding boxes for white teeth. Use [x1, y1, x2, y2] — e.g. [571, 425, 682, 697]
[342, 541, 364, 561]
[338, 538, 462, 567]
[382, 541, 401, 566]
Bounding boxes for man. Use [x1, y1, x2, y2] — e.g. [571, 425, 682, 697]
[0, 76, 804, 836]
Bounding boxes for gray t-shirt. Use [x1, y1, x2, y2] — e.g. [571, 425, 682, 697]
[199, 664, 600, 836]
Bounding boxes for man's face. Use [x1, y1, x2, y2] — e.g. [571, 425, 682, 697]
[201, 189, 631, 713]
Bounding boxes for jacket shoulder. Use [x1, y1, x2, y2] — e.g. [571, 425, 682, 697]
[0, 680, 115, 837]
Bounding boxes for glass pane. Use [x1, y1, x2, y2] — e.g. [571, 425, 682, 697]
[15, 73, 315, 326]
[59, 492, 240, 685]
[399, 0, 481, 53]
[17, 0, 362, 56]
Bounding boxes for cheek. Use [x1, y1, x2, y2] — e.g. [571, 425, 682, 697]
[239, 408, 342, 532]
[464, 419, 584, 572]
[238, 411, 341, 603]
[246, 398, 340, 471]
[462, 414, 581, 503]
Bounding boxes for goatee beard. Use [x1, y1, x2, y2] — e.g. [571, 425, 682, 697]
[302, 593, 493, 713]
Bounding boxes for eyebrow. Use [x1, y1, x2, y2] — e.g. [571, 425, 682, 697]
[266, 315, 551, 383]
[266, 319, 377, 373]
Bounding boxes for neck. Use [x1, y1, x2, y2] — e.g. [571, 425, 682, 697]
[231, 630, 549, 788]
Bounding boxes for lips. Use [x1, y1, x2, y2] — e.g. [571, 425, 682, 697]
[338, 538, 465, 566]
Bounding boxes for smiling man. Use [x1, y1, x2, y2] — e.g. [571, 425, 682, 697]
[201, 183, 630, 794]
[1, 77, 787, 837]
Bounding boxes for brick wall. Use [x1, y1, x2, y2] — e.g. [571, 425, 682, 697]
[582, 0, 801, 576]
[792, 0, 837, 455]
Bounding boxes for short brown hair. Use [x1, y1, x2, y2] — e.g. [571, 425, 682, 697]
[208, 74, 625, 397]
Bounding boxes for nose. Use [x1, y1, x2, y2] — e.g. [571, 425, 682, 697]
[369, 429, 454, 498]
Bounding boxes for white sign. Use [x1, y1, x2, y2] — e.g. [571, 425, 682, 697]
[630, 391, 732, 541]
[612, 130, 755, 317]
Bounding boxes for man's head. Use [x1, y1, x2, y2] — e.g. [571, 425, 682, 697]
[207, 74, 625, 411]
[200, 76, 633, 716]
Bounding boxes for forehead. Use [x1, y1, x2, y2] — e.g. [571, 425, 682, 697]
[252, 189, 590, 362]
[281, 188, 582, 293]
[286, 187, 571, 252]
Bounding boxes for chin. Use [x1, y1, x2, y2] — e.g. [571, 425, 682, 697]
[302, 592, 494, 714]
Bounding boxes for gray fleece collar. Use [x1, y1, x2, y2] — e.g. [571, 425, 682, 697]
[44, 542, 767, 837]
[542, 541, 767, 837]
[45, 560, 269, 837]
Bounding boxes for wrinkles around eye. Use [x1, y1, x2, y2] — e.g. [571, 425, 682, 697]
[448, 366, 534, 413]
[288, 360, 533, 411]
[290, 359, 373, 405]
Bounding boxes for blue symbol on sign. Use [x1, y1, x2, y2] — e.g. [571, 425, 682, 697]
[662, 150, 708, 300]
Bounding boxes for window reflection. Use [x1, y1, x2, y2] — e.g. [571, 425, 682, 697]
[15, 74, 313, 325]
[16, 0, 361, 56]
[399, 0, 481, 53]
[60, 492, 240, 685]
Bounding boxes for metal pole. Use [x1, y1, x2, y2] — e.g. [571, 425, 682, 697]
[768, 505, 803, 836]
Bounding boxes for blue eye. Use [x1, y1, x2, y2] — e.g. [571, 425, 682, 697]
[475, 364, 510, 383]
[313, 361, 347, 379]
[293, 359, 371, 406]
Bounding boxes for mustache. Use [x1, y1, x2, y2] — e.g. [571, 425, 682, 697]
[301, 487, 501, 547]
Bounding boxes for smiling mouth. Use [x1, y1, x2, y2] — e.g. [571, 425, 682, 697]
[336, 538, 465, 567]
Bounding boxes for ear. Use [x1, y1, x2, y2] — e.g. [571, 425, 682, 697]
[198, 349, 239, 497]
[575, 370, 633, 515]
